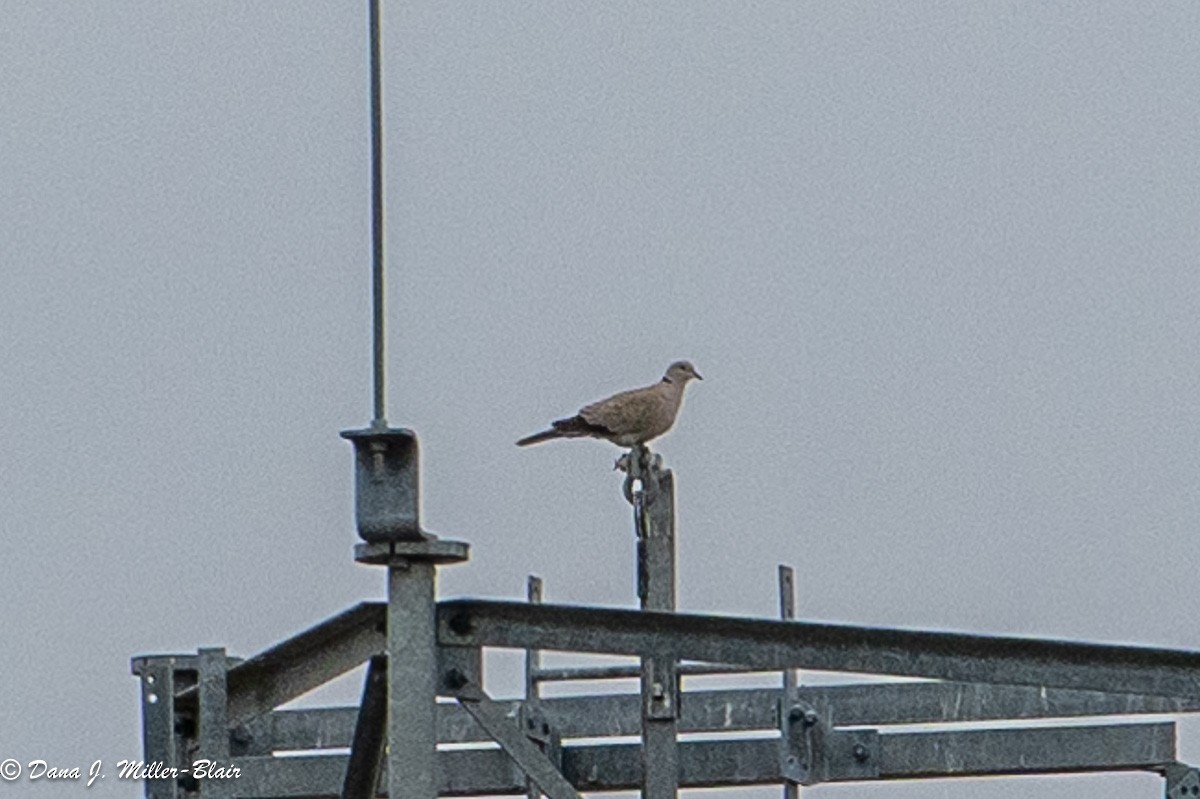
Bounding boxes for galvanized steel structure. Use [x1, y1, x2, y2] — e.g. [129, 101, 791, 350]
[131, 436, 1200, 797]
[132, 4, 1200, 797]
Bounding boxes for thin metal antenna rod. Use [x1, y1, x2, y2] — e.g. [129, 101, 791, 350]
[369, 0, 387, 426]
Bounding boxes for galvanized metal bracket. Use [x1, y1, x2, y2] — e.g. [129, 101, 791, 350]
[520, 703, 563, 772]
[780, 701, 824, 785]
[341, 427, 425, 542]
[780, 700, 879, 785]
[520, 704, 551, 746]
[1164, 762, 1200, 799]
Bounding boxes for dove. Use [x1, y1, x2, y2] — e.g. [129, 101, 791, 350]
[517, 361, 702, 448]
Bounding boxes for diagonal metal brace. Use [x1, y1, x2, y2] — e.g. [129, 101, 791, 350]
[453, 684, 583, 799]
[341, 656, 387, 799]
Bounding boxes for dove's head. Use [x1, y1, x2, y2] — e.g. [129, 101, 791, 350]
[664, 360, 702, 384]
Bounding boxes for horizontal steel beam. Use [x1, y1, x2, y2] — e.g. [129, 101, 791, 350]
[235, 682, 1200, 754]
[219, 722, 1174, 796]
[178, 598, 1200, 743]
[533, 661, 750, 682]
[439, 600, 1200, 698]
[818, 681, 1200, 726]
[876, 723, 1175, 779]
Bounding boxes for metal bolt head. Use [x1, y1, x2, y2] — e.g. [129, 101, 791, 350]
[852, 742, 870, 762]
[443, 668, 469, 691]
[802, 710, 819, 727]
[447, 612, 472, 636]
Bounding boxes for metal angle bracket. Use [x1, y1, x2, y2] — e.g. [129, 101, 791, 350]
[780, 701, 879, 786]
[520, 704, 554, 746]
[520, 703, 563, 775]
[1164, 762, 1200, 799]
[780, 700, 822, 785]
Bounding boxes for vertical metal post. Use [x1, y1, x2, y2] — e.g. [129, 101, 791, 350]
[779, 565, 799, 799]
[197, 648, 232, 799]
[525, 575, 545, 799]
[631, 453, 679, 799]
[131, 656, 188, 799]
[387, 559, 438, 799]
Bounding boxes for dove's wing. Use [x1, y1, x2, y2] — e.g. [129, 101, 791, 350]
[579, 383, 670, 439]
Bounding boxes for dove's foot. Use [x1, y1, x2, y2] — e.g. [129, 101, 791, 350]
[633, 445, 663, 475]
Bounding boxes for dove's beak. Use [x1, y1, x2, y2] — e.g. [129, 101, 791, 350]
[694, 370, 703, 380]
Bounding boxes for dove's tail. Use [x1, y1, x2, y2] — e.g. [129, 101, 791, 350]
[517, 415, 603, 446]
[516, 429, 562, 447]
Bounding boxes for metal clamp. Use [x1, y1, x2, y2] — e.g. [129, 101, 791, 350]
[780, 701, 824, 785]
[618, 446, 664, 505]
[780, 700, 879, 785]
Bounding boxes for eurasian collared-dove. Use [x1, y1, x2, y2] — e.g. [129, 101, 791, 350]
[517, 361, 702, 448]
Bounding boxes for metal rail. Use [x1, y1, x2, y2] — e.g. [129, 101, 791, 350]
[439, 599, 1200, 698]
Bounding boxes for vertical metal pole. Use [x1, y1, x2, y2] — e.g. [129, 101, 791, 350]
[131, 657, 184, 799]
[635, 457, 679, 799]
[197, 648, 232, 799]
[779, 565, 799, 799]
[388, 560, 438, 799]
[525, 575, 544, 799]
[368, 0, 387, 427]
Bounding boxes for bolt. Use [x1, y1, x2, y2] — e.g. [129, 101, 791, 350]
[443, 668, 469, 691]
[446, 612, 472, 636]
[787, 707, 804, 724]
[853, 743, 870, 763]
[803, 710, 819, 727]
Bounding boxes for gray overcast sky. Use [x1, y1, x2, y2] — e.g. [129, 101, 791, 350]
[3, 2, 1200, 797]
